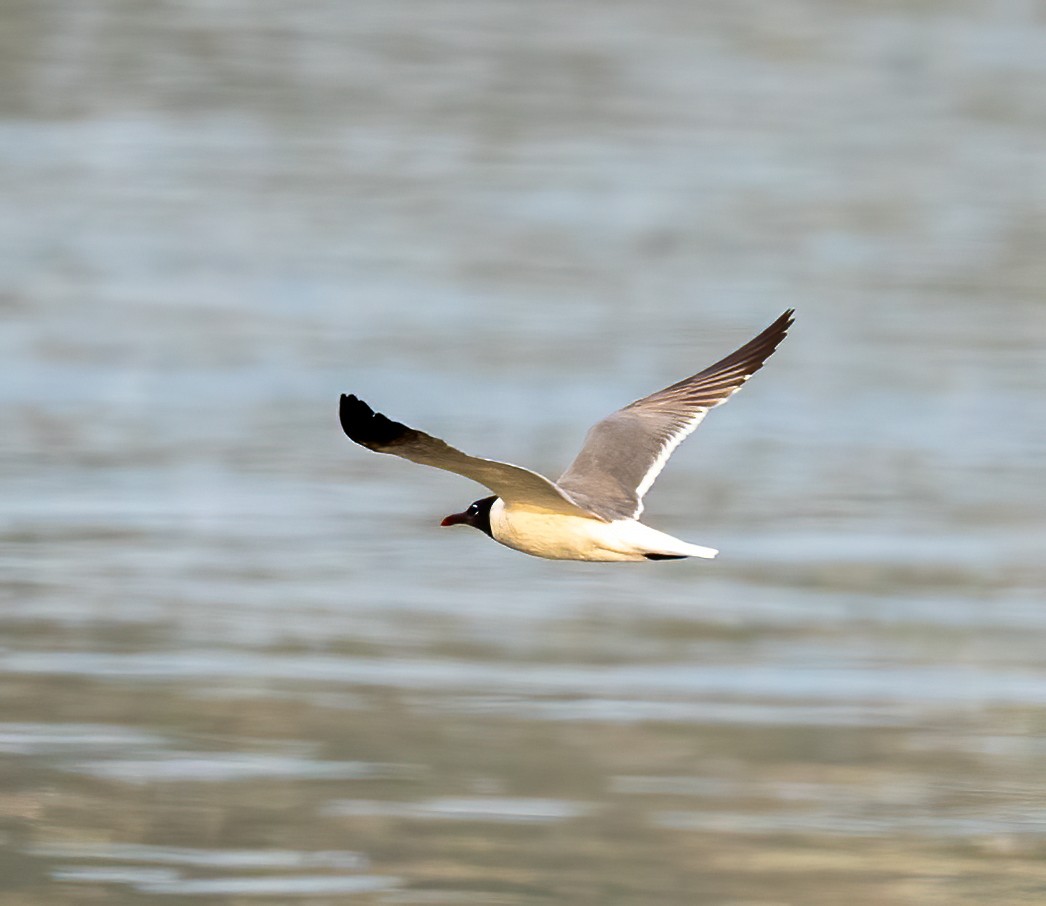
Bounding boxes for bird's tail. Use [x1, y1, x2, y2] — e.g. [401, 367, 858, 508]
[646, 534, 718, 560]
[676, 542, 718, 559]
[622, 523, 719, 561]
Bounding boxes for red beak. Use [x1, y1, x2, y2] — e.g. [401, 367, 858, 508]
[440, 512, 468, 527]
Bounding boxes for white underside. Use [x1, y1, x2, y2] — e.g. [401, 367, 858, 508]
[488, 499, 718, 562]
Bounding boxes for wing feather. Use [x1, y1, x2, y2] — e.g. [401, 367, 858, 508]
[339, 394, 595, 517]
[556, 309, 794, 520]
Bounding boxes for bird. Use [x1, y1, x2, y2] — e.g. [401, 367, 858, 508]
[339, 309, 794, 562]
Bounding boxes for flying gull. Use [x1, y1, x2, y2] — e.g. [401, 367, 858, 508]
[340, 309, 794, 561]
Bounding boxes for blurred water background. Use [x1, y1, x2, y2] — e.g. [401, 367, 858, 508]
[3, 1, 1046, 903]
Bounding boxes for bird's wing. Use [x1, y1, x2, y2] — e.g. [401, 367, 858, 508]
[555, 309, 794, 521]
[340, 394, 596, 517]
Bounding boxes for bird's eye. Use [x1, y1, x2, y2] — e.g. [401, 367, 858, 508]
[469, 504, 478, 514]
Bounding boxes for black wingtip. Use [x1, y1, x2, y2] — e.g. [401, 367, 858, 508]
[769, 308, 795, 337]
[740, 308, 796, 364]
[339, 393, 412, 449]
[771, 308, 796, 349]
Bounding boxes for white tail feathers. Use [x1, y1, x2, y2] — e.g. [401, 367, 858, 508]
[617, 521, 719, 560]
[680, 543, 718, 559]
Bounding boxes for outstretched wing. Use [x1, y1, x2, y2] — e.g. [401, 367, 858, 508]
[555, 309, 794, 521]
[340, 394, 595, 517]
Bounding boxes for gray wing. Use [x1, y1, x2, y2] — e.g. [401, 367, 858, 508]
[340, 394, 594, 517]
[555, 309, 795, 521]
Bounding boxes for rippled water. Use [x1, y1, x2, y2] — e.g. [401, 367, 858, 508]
[3, 1, 1046, 903]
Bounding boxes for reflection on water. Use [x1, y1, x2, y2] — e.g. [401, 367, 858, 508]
[50, 869, 400, 898]
[64, 752, 412, 785]
[3, 0, 1046, 903]
[324, 797, 591, 824]
[32, 842, 369, 870]
[39, 843, 388, 900]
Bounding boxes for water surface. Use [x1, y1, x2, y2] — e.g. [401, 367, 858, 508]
[2, 1, 1046, 903]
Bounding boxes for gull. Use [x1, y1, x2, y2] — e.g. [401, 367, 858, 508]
[340, 309, 793, 561]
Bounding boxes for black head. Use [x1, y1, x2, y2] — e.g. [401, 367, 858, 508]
[439, 495, 497, 537]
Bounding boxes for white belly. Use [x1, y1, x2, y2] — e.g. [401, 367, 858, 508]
[487, 499, 717, 562]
